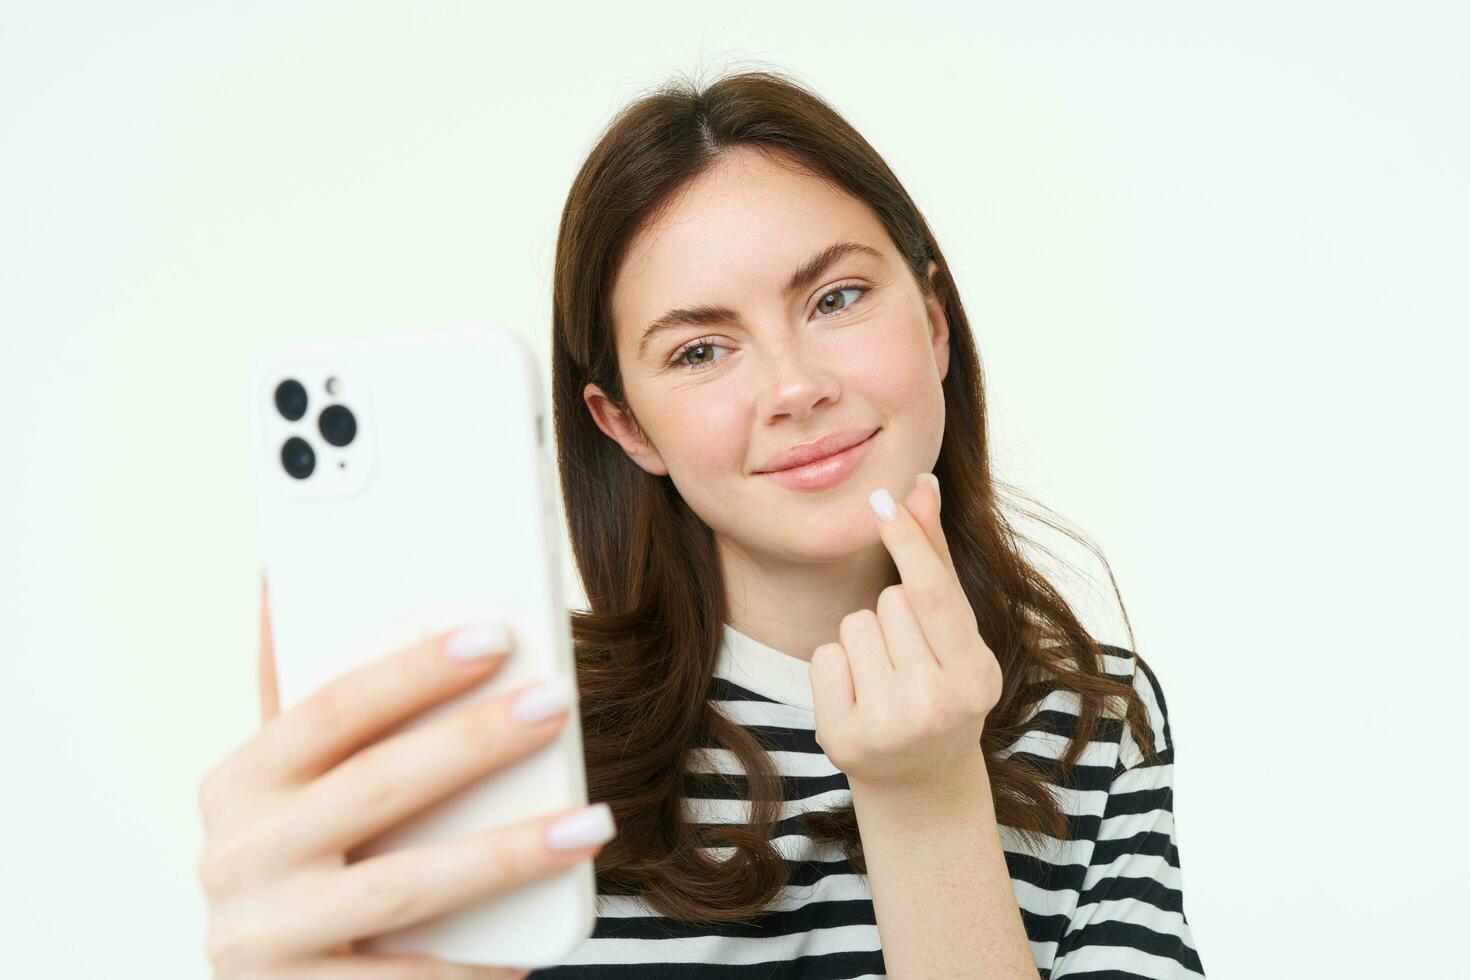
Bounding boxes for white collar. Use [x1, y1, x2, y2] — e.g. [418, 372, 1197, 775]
[715, 623, 815, 711]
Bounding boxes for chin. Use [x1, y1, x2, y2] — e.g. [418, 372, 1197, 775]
[778, 502, 883, 558]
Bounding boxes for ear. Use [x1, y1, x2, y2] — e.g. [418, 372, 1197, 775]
[583, 382, 669, 476]
[922, 259, 951, 384]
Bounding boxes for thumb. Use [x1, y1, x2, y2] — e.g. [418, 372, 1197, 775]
[258, 570, 280, 724]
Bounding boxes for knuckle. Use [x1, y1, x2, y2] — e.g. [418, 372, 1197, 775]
[838, 609, 877, 641]
[877, 584, 907, 611]
[198, 756, 267, 830]
[814, 717, 844, 752]
[196, 844, 227, 898]
[973, 661, 1003, 707]
[839, 733, 871, 769]
[301, 679, 357, 741]
[352, 873, 425, 928]
[458, 698, 522, 759]
[196, 833, 254, 900]
[338, 750, 409, 815]
[204, 914, 253, 973]
[308, 644, 426, 737]
[476, 826, 540, 886]
[811, 642, 841, 671]
[197, 766, 229, 825]
[808, 644, 834, 680]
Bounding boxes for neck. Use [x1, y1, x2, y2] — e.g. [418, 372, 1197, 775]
[717, 534, 898, 663]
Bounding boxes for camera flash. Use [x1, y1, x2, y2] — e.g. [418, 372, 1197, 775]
[326, 376, 342, 396]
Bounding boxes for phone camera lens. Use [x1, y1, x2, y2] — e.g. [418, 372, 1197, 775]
[318, 404, 357, 447]
[274, 379, 308, 421]
[280, 436, 316, 479]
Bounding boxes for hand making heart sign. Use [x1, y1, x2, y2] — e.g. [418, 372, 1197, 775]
[808, 473, 1004, 794]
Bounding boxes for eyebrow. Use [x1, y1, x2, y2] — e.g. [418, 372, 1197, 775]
[636, 240, 885, 360]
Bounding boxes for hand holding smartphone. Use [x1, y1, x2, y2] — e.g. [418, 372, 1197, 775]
[198, 327, 603, 974]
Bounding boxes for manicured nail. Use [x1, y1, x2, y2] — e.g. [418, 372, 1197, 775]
[546, 802, 616, 851]
[513, 675, 573, 724]
[445, 621, 512, 660]
[916, 472, 941, 509]
[868, 488, 897, 522]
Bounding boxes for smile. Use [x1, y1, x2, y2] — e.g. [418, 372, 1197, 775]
[757, 429, 880, 492]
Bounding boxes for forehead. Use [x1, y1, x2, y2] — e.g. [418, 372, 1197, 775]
[610, 148, 893, 341]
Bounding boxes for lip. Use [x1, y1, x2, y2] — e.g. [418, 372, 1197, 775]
[756, 427, 881, 474]
[757, 428, 879, 492]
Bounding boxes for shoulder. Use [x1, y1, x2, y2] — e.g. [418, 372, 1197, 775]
[1096, 643, 1174, 771]
[1023, 636, 1176, 768]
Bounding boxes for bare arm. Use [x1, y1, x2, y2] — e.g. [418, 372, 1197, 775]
[849, 758, 1038, 980]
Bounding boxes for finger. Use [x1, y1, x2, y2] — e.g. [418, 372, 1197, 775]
[809, 642, 854, 716]
[263, 802, 615, 958]
[911, 472, 958, 582]
[259, 676, 574, 870]
[260, 571, 280, 724]
[272, 954, 531, 979]
[874, 584, 940, 673]
[867, 485, 974, 668]
[837, 609, 892, 704]
[234, 622, 517, 791]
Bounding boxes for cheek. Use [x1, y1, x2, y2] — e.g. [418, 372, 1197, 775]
[659, 394, 748, 474]
[842, 321, 947, 471]
[841, 318, 940, 410]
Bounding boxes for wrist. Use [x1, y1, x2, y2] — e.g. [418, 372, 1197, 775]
[847, 754, 991, 815]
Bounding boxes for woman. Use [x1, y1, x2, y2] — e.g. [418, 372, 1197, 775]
[199, 68, 1203, 979]
[541, 67, 1202, 979]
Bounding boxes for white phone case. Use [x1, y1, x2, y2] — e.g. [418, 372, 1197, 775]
[247, 325, 593, 968]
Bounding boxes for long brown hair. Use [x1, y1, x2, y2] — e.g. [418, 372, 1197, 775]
[550, 65, 1157, 925]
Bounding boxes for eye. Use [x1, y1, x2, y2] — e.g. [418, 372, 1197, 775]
[668, 337, 730, 372]
[814, 282, 871, 318]
[665, 282, 872, 373]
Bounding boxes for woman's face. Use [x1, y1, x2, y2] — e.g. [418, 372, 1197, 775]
[584, 146, 950, 565]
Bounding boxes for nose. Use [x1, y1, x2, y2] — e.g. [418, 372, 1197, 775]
[755, 340, 842, 423]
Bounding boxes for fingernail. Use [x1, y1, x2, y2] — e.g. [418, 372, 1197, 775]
[546, 802, 616, 851]
[513, 675, 574, 724]
[916, 472, 941, 509]
[868, 488, 897, 522]
[445, 621, 512, 660]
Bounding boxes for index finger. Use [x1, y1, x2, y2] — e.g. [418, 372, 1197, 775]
[235, 615, 516, 791]
[867, 485, 973, 667]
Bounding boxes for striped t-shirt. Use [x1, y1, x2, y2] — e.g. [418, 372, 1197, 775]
[531, 623, 1205, 978]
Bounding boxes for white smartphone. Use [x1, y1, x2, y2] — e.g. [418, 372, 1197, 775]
[247, 325, 593, 968]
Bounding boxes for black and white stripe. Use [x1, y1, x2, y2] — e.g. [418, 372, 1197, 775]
[531, 625, 1203, 978]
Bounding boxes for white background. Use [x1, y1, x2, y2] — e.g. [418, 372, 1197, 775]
[2, 2, 1465, 976]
